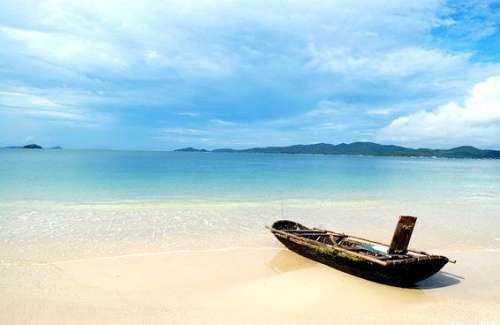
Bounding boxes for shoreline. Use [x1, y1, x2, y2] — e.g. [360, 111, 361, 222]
[2, 198, 499, 263]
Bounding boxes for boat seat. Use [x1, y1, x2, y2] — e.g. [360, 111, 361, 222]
[330, 234, 347, 245]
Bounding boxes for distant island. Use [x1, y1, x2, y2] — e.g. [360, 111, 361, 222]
[174, 147, 208, 152]
[4, 144, 44, 149]
[24, 144, 43, 149]
[174, 142, 500, 159]
[2, 144, 62, 150]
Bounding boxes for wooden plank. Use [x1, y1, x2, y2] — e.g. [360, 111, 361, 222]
[268, 225, 430, 256]
[271, 228, 388, 266]
[285, 229, 327, 233]
[388, 216, 417, 254]
[346, 234, 428, 256]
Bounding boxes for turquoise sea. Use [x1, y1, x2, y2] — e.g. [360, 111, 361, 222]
[1, 149, 500, 202]
[1, 149, 500, 261]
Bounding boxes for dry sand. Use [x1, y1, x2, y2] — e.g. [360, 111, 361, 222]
[1, 244, 499, 325]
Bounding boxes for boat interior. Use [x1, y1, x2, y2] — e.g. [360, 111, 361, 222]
[274, 221, 429, 261]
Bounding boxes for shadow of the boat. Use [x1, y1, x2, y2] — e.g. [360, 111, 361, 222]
[269, 249, 462, 289]
[413, 271, 463, 289]
[268, 249, 317, 273]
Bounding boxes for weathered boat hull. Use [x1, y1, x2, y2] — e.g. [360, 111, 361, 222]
[271, 220, 449, 287]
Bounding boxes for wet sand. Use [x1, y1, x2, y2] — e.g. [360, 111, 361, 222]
[1, 243, 499, 325]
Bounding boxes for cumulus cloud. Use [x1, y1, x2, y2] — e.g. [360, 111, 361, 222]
[379, 75, 500, 148]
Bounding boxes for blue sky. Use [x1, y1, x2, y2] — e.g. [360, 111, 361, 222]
[1, 0, 500, 150]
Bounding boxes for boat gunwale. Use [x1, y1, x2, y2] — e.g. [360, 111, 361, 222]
[282, 227, 429, 255]
[268, 226, 448, 266]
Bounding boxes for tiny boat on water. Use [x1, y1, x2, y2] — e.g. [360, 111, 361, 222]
[268, 216, 454, 287]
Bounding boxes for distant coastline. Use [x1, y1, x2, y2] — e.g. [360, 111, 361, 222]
[174, 142, 500, 159]
[2, 144, 62, 150]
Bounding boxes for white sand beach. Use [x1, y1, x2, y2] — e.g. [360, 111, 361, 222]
[1, 198, 500, 324]
[1, 226, 499, 324]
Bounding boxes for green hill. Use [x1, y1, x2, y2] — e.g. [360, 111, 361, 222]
[174, 142, 500, 159]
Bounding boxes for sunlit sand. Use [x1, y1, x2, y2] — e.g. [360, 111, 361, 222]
[1, 197, 499, 324]
[1, 240, 499, 325]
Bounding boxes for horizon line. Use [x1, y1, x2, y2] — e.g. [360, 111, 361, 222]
[4, 141, 500, 152]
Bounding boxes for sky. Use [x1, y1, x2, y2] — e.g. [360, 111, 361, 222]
[1, 0, 500, 150]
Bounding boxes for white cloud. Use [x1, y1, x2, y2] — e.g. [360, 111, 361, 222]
[144, 50, 162, 62]
[156, 100, 357, 148]
[305, 44, 474, 84]
[366, 109, 393, 116]
[304, 21, 471, 102]
[0, 0, 448, 80]
[0, 25, 128, 73]
[0, 87, 112, 127]
[0, 4, 238, 80]
[176, 112, 200, 117]
[160, 128, 210, 136]
[305, 100, 339, 117]
[379, 75, 500, 148]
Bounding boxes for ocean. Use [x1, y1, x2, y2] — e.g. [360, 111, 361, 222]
[1, 149, 499, 261]
[2, 149, 500, 202]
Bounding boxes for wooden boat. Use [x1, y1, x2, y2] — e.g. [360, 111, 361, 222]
[269, 216, 454, 287]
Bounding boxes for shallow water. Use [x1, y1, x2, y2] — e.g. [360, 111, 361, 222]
[1, 149, 500, 261]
